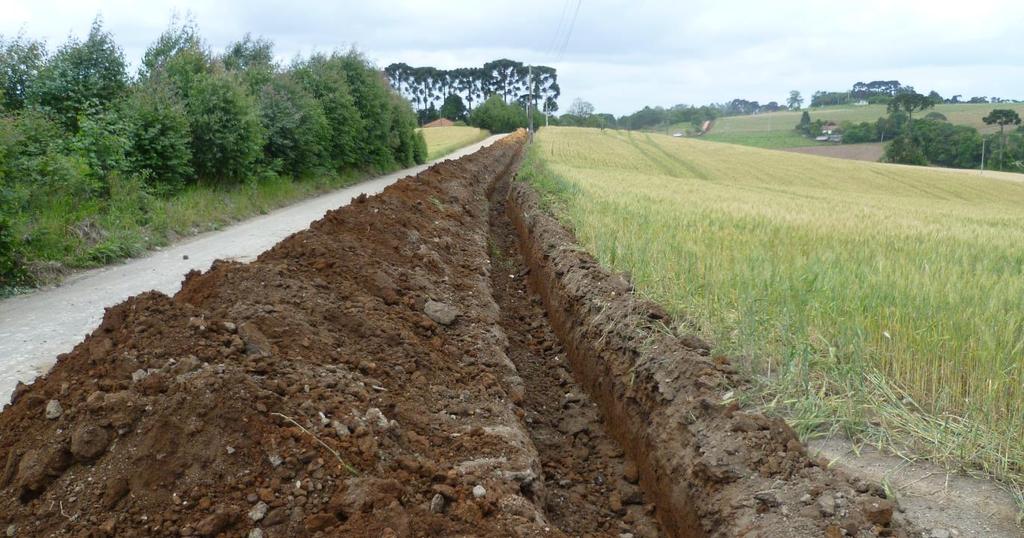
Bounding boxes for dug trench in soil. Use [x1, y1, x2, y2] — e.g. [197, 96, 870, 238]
[487, 169, 663, 536]
[0, 132, 570, 537]
[505, 174, 925, 537]
[0, 126, 919, 538]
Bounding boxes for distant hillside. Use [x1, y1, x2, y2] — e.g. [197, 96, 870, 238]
[683, 103, 1024, 149]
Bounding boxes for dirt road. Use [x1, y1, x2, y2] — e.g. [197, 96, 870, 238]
[0, 135, 506, 404]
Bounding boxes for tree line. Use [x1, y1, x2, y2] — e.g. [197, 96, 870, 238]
[1, 16, 426, 287]
[384, 59, 559, 125]
[809, 80, 1020, 107]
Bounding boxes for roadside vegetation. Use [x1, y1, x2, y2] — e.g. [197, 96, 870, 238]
[521, 126, 1024, 501]
[0, 17, 427, 292]
[419, 126, 489, 161]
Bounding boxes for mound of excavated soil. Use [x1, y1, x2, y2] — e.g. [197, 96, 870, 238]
[507, 175, 920, 538]
[0, 129, 918, 538]
[0, 133, 553, 537]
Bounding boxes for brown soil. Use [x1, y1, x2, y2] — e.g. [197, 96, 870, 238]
[0, 130, 922, 537]
[781, 142, 885, 162]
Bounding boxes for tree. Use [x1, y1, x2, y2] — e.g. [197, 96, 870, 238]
[0, 34, 46, 111]
[787, 90, 803, 110]
[795, 110, 812, 135]
[29, 17, 128, 130]
[119, 78, 193, 191]
[887, 91, 934, 141]
[983, 109, 1022, 170]
[469, 95, 526, 133]
[186, 73, 265, 183]
[884, 134, 927, 165]
[291, 53, 363, 169]
[221, 33, 275, 94]
[439, 93, 467, 121]
[568, 98, 594, 119]
[140, 19, 210, 100]
[257, 74, 331, 177]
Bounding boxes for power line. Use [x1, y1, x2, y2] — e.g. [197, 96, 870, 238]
[555, 0, 583, 61]
[545, 0, 572, 57]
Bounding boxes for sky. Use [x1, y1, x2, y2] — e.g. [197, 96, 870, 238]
[2, 0, 1023, 116]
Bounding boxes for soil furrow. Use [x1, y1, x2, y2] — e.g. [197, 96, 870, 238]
[487, 172, 663, 537]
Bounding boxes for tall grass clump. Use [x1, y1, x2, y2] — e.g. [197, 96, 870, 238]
[524, 126, 1024, 499]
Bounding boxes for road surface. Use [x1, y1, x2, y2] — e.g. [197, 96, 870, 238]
[0, 134, 507, 404]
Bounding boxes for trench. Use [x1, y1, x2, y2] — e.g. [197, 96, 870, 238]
[487, 171, 665, 537]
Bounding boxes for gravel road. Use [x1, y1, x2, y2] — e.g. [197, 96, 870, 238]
[0, 135, 506, 403]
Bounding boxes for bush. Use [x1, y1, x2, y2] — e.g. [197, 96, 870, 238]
[338, 52, 395, 170]
[70, 111, 129, 185]
[119, 80, 193, 191]
[292, 54, 363, 170]
[0, 215, 27, 288]
[884, 135, 927, 165]
[258, 74, 331, 176]
[388, 96, 422, 167]
[412, 129, 428, 164]
[841, 121, 877, 144]
[186, 72, 264, 183]
[469, 95, 526, 133]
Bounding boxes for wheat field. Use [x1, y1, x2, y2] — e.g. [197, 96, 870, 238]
[419, 126, 490, 160]
[522, 126, 1024, 493]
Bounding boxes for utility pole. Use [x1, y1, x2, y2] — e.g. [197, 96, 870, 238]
[981, 138, 986, 175]
[527, 65, 534, 142]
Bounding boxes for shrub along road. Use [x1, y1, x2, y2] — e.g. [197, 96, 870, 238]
[0, 135, 506, 403]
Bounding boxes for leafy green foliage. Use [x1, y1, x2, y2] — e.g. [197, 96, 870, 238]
[70, 111, 129, 184]
[439, 93, 466, 121]
[338, 51, 398, 170]
[119, 79, 193, 191]
[292, 54, 363, 169]
[468, 95, 527, 133]
[29, 18, 127, 130]
[258, 74, 331, 176]
[0, 19, 423, 290]
[0, 34, 46, 112]
[222, 33, 275, 94]
[884, 134, 928, 165]
[186, 73, 265, 183]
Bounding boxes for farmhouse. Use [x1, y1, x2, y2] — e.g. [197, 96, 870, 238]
[816, 122, 843, 143]
[423, 117, 455, 128]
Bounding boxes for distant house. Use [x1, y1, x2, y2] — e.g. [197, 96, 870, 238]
[818, 122, 843, 143]
[423, 118, 455, 128]
[853, 100, 869, 106]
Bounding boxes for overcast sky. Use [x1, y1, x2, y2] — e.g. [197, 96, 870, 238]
[3, 0, 1022, 116]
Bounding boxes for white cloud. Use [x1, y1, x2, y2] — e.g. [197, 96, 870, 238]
[2, 0, 1021, 115]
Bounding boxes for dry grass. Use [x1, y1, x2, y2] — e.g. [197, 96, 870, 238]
[523, 126, 1024, 498]
[418, 126, 490, 161]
